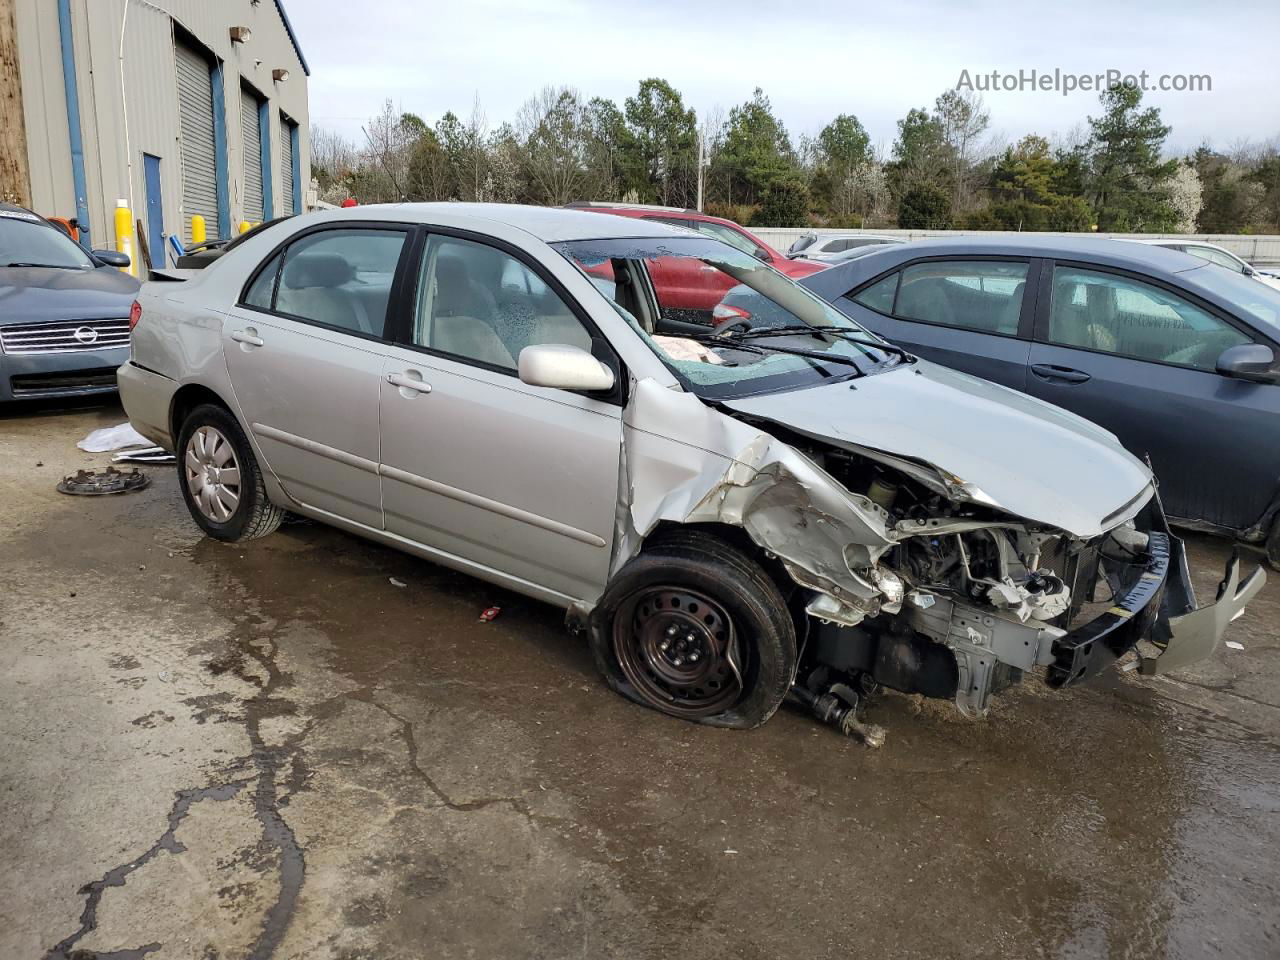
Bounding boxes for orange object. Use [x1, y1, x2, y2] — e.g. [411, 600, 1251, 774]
[46, 216, 79, 242]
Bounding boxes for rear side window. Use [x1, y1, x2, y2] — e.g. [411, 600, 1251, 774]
[250, 228, 407, 337]
[244, 253, 281, 308]
[895, 260, 1029, 335]
[852, 273, 899, 314]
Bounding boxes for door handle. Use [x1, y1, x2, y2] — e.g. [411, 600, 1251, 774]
[387, 372, 432, 395]
[231, 329, 264, 347]
[1031, 363, 1091, 384]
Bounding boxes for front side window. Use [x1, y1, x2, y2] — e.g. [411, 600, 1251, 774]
[556, 236, 896, 400]
[0, 212, 94, 269]
[894, 260, 1029, 335]
[1046, 266, 1251, 371]
[689, 221, 768, 260]
[414, 235, 593, 372]
[268, 228, 406, 336]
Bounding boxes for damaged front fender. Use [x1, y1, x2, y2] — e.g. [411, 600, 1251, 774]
[614, 379, 895, 623]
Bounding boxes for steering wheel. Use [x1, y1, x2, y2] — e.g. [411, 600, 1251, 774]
[710, 316, 753, 337]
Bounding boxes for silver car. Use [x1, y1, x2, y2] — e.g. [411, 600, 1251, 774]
[786, 232, 906, 261]
[119, 204, 1262, 737]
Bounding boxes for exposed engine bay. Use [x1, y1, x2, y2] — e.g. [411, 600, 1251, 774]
[795, 438, 1156, 721]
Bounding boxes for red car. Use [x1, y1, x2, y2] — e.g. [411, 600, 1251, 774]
[566, 203, 824, 322]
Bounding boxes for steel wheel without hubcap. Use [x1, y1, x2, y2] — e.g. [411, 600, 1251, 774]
[184, 425, 242, 523]
[613, 586, 743, 718]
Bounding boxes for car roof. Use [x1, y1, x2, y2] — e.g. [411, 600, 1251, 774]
[800, 234, 1273, 325]
[313, 202, 687, 243]
[803, 234, 1208, 292]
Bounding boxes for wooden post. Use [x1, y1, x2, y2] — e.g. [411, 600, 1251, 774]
[0, 0, 32, 207]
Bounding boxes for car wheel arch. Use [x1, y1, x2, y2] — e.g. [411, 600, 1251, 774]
[170, 383, 236, 446]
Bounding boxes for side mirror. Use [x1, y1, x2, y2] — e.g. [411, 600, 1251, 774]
[1216, 343, 1278, 383]
[1243, 265, 1256, 277]
[93, 250, 131, 268]
[518, 343, 615, 392]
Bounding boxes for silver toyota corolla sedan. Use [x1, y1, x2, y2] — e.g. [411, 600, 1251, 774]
[118, 204, 1263, 739]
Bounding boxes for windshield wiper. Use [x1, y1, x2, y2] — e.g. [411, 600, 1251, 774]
[3, 262, 84, 269]
[682, 331, 865, 371]
[724, 324, 916, 361]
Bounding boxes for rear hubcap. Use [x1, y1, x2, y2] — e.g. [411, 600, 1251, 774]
[613, 587, 741, 718]
[185, 425, 242, 523]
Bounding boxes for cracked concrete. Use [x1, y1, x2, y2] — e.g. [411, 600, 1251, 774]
[3, 398, 1280, 959]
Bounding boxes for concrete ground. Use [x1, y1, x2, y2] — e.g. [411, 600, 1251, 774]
[2, 398, 1278, 960]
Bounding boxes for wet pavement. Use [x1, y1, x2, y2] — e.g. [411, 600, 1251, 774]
[2, 399, 1278, 960]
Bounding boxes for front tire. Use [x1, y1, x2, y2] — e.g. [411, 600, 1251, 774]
[177, 403, 284, 542]
[589, 529, 796, 729]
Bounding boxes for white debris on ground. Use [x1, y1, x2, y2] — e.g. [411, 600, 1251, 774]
[77, 423, 151, 453]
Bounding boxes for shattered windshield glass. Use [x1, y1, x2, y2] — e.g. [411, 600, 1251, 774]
[554, 236, 903, 399]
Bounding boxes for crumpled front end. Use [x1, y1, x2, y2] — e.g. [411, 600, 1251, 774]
[609, 378, 1265, 720]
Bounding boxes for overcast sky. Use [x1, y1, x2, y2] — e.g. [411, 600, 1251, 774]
[288, 0, 1280, 155]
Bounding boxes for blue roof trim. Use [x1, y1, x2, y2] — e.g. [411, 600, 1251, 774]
[273, 1, 310, 76]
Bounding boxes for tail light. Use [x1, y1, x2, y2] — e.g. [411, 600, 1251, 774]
[712, 303, 751, 323]
[128, 299, 142, 331]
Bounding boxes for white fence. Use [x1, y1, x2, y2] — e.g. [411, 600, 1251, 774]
[748, 228, 1280, 266]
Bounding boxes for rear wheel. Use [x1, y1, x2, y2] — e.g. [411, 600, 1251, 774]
[1267, 515, 1280, 571]
[177, 403, 284, 542]
[590, 530, 796, 729]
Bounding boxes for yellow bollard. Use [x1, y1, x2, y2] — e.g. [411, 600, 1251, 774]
[191, 214, 206, 247]
[238, 220, 251, 234]
[114, 200, 137, 277]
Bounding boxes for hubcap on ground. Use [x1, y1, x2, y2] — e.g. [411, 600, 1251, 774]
[613, 586, 741, 718]
[185, 425, 241, 523]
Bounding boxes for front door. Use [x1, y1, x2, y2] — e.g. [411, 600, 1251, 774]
[1024, 261, 1280, 529]
[223, 224, 412, 529]
[378, 232, 622, 603]
[837, 258, 1036, 393]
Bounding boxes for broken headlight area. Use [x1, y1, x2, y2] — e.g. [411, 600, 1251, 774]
[791, 447, 1199, 721]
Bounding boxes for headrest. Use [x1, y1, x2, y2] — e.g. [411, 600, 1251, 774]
[283, 253, 354, 289]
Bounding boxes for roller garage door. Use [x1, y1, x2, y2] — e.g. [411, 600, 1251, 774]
[280, 115, 296, 214]
[175, 43, 219, 243]
[241, 87, 264, 222]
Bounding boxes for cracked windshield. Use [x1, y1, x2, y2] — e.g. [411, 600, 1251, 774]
[555, 237, 908, 398]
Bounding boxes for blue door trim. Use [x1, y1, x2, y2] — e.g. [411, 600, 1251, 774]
[142, 153, 164, 268]
[290, 122, 301, 214]
[56, 0, 90, 244]
[210, 62, 231, 240]
[258, 99, 273, 219]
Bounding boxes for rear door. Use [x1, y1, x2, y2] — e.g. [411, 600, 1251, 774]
[223, 223, 412, 529]
[835, 257, 1037, 392]
[1023, 260, 1280, 528]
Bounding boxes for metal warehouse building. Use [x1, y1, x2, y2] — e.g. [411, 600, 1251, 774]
[2, 0, 309, 265]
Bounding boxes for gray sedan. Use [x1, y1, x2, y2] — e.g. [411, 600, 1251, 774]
[118, 205, 1261, 736]
[0, 204, 138, 402]
[801, 236, 1280, 565]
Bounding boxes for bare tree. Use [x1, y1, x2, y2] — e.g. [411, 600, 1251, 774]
[362, 99, 414, 200]
[935, 89, 991, 211]
[517, 86, 593, 206]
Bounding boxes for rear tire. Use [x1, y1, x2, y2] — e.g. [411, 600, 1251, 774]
[1266, 516, 1280, 572]
[589, 529, 796, 729]
[177, 403, 284, 542]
